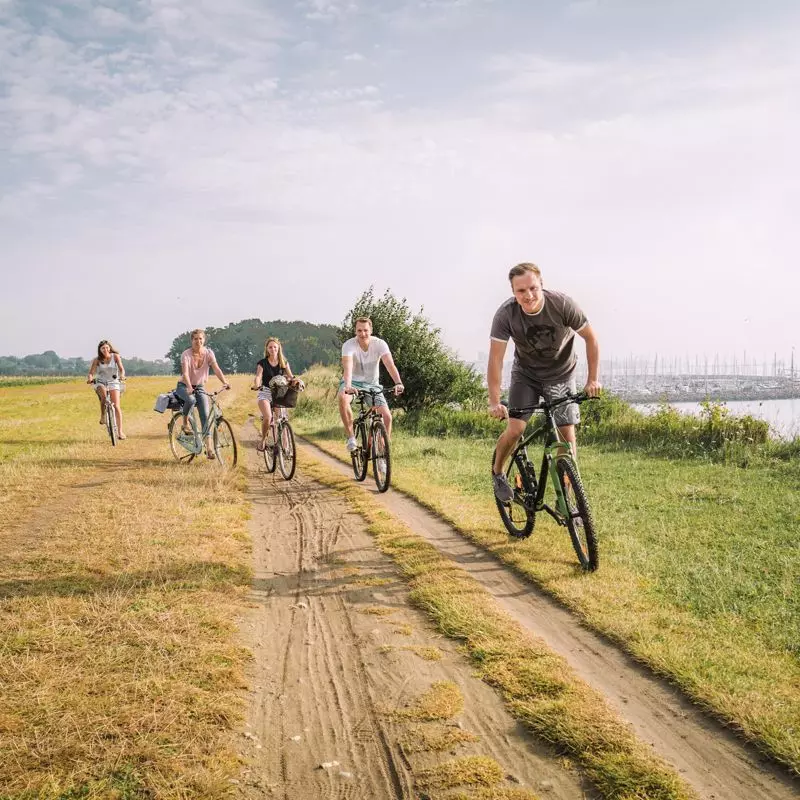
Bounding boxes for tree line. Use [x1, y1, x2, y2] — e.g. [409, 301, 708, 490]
[0, 351, 173, 376]
[5, 295, 483, 411]
[166, 319, 341, 374]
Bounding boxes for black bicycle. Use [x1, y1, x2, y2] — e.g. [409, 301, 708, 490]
[495, 393, 598, 571]
[252, 387, 297, 481]
[349, 387, 391, 493]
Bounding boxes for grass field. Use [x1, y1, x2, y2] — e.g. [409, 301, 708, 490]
[294, 367, 800, 775]
[0, 377, 252, 798]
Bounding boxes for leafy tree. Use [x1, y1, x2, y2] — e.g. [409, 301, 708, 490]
[166, 319, 340, 374]
[339, 288, 484, 411]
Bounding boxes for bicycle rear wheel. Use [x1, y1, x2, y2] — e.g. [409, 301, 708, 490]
[351, 423, 368, 481]
[213, 417, 238, 468]
[106, 402, 117, 447]
[371, 421, 391, 493]
[556, 456, 598, 571]
[169, 413, 197, 463]
[494, 450, 535, 538]
[278, 421, 296, 480]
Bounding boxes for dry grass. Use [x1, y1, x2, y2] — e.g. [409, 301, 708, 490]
[436, 788, 542, 800]
[400, 722, 479, 754]
[0, 377, 253, 798]
[417, 755, 505, 790]
[300, 453, 697, 800]
[403, 645, 444, 661]
[397, 681, 465, 722]
[359, 605, 396, 617]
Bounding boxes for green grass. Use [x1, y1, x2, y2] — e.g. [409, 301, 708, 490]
[294, 367, 800, 775]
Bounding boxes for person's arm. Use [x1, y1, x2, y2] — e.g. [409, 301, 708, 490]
[180, 354, 194, 393]
[380, 352, 404, 395]
[254, 364, 263, 389]
[285, 362, 295, 381]
[114, 353, 125, 381]
[210, 357, 229, 388]
[87, 358, 98, 383]
[487, 338, 509, 419]
[576, 324, 601, 397]
[341, 354, 354, 392]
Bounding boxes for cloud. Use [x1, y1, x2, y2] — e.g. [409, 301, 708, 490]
[1, 1, 799, 362]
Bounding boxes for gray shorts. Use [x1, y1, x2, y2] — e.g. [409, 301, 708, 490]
[508, 373, 579, 426]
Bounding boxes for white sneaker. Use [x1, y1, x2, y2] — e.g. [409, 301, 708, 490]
[345, 436, 357, 453]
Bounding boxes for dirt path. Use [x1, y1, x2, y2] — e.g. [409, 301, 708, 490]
[298, 439, 800, 800]
[236, 422, 594, 799]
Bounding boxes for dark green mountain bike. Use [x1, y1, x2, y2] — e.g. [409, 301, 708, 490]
[495, 393, 598, 571]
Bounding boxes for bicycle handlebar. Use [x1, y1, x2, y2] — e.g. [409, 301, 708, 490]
[507, 392, 597, 416]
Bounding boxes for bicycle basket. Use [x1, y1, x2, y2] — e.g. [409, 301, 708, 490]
[273, 387, 298, 408]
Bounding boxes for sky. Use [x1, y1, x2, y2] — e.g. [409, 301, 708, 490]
[1, 0, 798, 365]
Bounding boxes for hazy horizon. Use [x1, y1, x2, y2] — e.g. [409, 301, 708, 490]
[2, 1, 798, 364]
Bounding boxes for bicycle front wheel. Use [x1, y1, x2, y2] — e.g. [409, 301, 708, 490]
[263, 430, 277, 473]
[556, 456, 598, 571]
[351, 423, 368, 482]
[213, 418, 238, 468]
[371, 421, 391, 493]
[494, 450, 535, 539]
[277, 421, 296, 480]
[169, 413, 197, 463]
[106, 403, 117, 447]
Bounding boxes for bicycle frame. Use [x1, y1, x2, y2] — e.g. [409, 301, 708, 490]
[177, 389, 225, 453]
[510, 399, 580, 524]
[352, 391, 383, 434]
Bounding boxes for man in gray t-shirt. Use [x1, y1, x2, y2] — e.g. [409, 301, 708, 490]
[488, 262, 601, 503]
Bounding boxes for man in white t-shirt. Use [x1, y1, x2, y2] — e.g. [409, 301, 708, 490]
[339, 316, 404, 452]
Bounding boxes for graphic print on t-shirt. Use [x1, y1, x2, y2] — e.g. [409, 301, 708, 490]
[525, 324, 559, 359]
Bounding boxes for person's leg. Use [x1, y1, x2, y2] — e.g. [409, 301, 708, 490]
[373, 390, 392, 437]
[338, 389, 354, 439]
[96, 385, 107, 424]
[175, 383, 196, 432]
[110, 389, 125, 438]
[545, 376, 579, 459]
[493, 373, 539, 474]
[257, 397, 272, 448]
[193, 385, 212, 454]
[493, 418, 527, 474]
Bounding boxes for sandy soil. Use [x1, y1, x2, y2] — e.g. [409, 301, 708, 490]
[294, 438, 800, 800]
[235, 422, 595, 799]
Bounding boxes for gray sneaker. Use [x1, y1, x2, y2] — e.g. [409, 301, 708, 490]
[492, 472, 514, 503]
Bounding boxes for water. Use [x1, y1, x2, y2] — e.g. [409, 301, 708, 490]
[633, 398, 800, 440]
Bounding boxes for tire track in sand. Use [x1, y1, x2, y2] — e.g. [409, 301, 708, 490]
[237, 425, 592, 799]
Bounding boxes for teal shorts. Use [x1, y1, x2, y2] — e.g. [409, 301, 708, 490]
[338, 380, 388, 408]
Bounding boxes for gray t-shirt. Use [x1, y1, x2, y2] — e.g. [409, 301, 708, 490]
[490, 290, 588, 382]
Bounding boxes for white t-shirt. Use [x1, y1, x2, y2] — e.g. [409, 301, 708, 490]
[342, 336, 390, 384]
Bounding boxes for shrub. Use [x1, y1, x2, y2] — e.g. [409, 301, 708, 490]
[339, 288, 485, 412]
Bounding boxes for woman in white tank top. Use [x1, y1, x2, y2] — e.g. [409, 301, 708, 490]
[87, 340, 127, 439]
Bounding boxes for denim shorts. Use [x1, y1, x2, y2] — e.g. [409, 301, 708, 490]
[338, 380, 387, 408]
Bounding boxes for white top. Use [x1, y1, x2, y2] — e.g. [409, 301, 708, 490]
[342, 336, 390, 384]
[95, 357, 119, 384]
